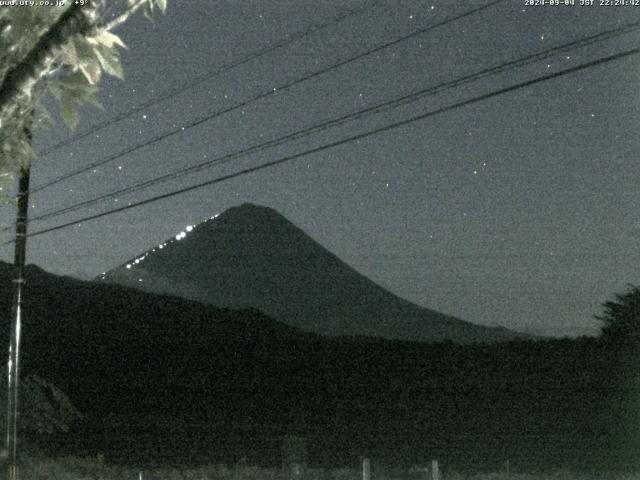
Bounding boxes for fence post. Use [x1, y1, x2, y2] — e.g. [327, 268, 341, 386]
[281, 435, 307, 478]
[431, 460, 439, 480]
[362, 458, 370, 480]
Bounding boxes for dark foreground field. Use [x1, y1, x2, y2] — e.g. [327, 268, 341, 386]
[3, 267, 640, 476]
[11, 456, 640, 480]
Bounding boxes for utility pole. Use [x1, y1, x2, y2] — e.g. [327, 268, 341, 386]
[5, 162, 31, 480]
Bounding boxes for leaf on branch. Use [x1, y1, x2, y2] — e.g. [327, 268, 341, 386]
[79, 56, 102, 84]
[144, 0, 155, 23]
[155, 0, 167, 14]
[83, 91, 103, 110]
[48, 82, 62, 101]
[57, 71, 93, 92]
[93, 44, 124, 80]
[15, 134, 36, 168]
[32, 87, 52, 131]
[74, 37, 102, 84]
[59, 91, 80, 130]
[0, 124, 37, 171]
[60, 40, 79, 68]
[51, 72, 102, 130]
[90, 31, 127, 50]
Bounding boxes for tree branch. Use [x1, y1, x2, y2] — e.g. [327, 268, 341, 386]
[101, 0, 148, 32]
[0, 1, 102, 127]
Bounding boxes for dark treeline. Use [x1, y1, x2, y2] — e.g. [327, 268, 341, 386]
[0, 263, 638, 473]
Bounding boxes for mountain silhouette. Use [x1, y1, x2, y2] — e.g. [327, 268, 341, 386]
[102, 203, 521, 343]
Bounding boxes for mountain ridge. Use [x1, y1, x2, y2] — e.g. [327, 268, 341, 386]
[101, 203, 524, 343]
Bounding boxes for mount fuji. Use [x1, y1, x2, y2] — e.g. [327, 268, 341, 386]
[101, 203, 523, 343]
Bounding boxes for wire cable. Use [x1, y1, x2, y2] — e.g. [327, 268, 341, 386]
[31, 0, 506, 194]
[27, 20, 640, 225]
[18, 47, 639, 242]
[37, 0, 378, 158]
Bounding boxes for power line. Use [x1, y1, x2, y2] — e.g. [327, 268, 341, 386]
[19, 47, 639, 242]
[31, 0, 506, 194]
[37, 0, 378, 158]
[27, 20, 640, 225]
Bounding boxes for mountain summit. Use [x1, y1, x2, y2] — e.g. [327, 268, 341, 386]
[101, 203, 521, 343]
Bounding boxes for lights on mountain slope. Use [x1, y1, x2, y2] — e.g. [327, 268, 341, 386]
[118, 213, 220, 273]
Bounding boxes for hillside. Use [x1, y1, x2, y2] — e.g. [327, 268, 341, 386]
[0, 262, 628, 470]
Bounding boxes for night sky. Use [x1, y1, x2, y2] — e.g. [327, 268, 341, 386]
[2, 0, 639, 337]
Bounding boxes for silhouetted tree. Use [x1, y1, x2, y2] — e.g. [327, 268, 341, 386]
[593, 285, 640, 469]
[596, 284, 640, 346]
